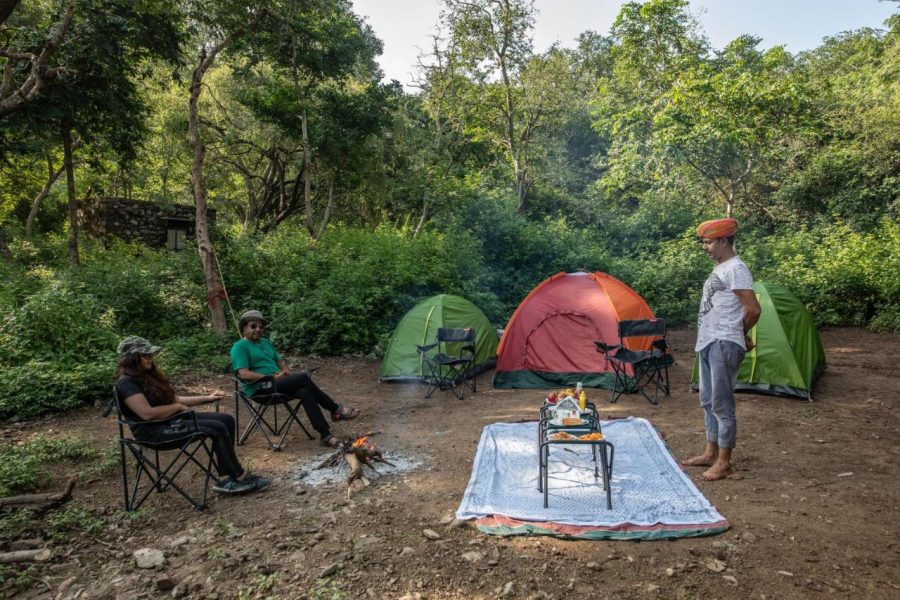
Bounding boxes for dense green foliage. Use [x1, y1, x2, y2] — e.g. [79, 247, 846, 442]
[0, 435, 99, 497]
[0, 0, 896, 418]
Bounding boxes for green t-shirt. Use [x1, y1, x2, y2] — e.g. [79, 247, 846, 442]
[230, 337, 282, 395]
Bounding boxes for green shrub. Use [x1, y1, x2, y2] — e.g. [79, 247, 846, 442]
[265, 225, 476, 354]
[869, 305, 900, 333]
[157, 331, 232, 375]
[0, 435, 99, 497]
[0, 360, 112, 420]
[76, 240, 208, 339]
[0, 239, 227, 418]
[441, 201, 614, 318]
[622, 233, 710, 324]
[757, 219, 899, 329]
[0, 280, 119, 366]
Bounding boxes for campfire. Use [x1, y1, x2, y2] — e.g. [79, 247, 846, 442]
[316, 431, 396, 495]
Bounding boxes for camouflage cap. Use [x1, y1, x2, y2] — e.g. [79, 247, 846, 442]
[116, 336, 163, 357]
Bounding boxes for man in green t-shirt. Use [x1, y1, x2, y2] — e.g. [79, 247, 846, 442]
[230, 310, 360, 447]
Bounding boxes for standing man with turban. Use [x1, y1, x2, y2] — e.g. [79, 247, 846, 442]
[684, 218, 761, 481]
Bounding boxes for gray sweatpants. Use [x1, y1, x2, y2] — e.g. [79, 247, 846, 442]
[697, 340, 746, 449]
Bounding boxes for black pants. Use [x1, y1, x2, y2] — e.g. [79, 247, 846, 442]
[134, 412, 244, 479]
[270, 372, 340, 438]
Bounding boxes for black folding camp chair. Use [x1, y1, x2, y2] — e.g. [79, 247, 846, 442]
[232, 372, 315, 451]
[595, 318, 673, 405]
[103, 387, 217, 512]
[416, 327, 477, 399]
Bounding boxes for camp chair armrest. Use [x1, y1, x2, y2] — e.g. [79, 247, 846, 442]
[595, 341, 622, 354]
[416, 342, 439, 354]
[121, 410, 200, 429]
[610, 347, 652, 364]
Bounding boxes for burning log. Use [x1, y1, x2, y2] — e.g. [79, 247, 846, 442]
[314, 431, 396, 495]
[345, 453, 368, 488]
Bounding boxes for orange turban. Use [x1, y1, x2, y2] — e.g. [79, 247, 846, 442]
[697, 218, 737, 239]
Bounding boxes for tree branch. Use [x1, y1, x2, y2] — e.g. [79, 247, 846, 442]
[0, 0, 74, 118]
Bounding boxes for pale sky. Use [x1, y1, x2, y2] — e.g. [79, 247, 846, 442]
[351, 0, 898, 89]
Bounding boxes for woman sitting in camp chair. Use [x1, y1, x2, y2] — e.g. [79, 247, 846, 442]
[229, 310, 360, 448]
[115, 336, 270, 495]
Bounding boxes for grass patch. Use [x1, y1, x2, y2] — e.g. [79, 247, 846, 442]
[309, 580, 345, 600]
[0, 564, 39, 597]
[45, 504, 105, 542]
[0, 434, 100, 497]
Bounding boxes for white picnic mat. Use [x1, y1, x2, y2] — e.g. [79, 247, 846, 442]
[456, 417, 725, 527]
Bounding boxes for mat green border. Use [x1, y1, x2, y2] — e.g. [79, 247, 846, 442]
[476, 523, 730, 540]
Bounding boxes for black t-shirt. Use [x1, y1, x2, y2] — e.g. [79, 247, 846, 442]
[114, 375, 169, 422]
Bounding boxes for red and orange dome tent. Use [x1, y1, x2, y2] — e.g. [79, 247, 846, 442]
[492, 271, 658, 389]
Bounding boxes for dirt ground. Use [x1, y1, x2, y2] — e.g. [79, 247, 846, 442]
[2, 327, 899, 599]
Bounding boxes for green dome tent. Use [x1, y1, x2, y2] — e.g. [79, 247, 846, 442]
[691, 281, 826, 400]
[379, 294, 498, 382]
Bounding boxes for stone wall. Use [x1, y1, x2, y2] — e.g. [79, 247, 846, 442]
[81, 198, 215, 248]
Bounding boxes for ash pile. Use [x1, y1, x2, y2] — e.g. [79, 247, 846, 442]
[294, 431, 422, 493]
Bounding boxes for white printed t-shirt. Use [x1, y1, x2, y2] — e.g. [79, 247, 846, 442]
[695, 256, 754, 352]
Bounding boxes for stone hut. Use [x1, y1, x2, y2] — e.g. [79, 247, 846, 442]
[81, 198, 216, 250]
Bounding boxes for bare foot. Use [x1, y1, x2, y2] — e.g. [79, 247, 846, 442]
[700, 463, 733, 481]
[682, 453, 717, 467]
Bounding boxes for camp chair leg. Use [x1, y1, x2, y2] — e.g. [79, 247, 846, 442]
[417, 327, 478, 400]
[446, 370, 466, 400]
[119, 440, 131, 512]
[421, 360, 441, 398]
[238, 401, 271, 447]
[237, 395, 314, 450]
[123, 439, 212, 512]
[608, 362, 630, 403]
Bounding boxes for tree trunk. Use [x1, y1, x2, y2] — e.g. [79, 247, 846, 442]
[25, 153, 64, 239]
[62, 122, 79, 266]
[189, 50, 227, 334]
[301, 110, 313, 236]
[314, 176, 335, 240]
[0, 229, 13, 262]
[515, 168, 528, 214]
[413, 198, 429, 238]
[0, 1, 22, 27]
[183, 16, 259, 334]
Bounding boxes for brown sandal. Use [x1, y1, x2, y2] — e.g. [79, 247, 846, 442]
[322, 435, 342, 448]
[331, 405, 360, 422]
